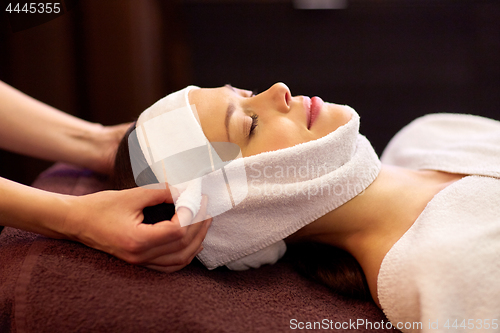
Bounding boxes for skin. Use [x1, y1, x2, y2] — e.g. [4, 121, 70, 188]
[188, 82, 352, 157]
[0, 80, 211, 273]
[188, 82, 465, 306]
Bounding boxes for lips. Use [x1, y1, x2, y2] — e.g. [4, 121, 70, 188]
[309, 96, 323, 128]
[304, 96, 312, 128]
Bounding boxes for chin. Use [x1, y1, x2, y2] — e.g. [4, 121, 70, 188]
[321, 103, 352, 128]
[338, 105, 354, 125]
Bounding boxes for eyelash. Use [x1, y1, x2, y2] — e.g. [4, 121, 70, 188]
[249, 114, 258, 136]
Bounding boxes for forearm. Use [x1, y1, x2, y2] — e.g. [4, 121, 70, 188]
[0, 81, 107, 170]
[0, 177, 72, 239]
[0, 176, 212, 273]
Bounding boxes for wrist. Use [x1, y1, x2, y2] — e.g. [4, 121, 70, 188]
[57, 194, 82, 241]
[84, 123, 131, 175]
[74, 122, 108, 172]
[31, 192, 76, 240]
[0, 178, 75, 240]
[60, 194, 103, 250]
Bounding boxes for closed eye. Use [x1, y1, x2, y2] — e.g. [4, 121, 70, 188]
[249, 114, 258, 136]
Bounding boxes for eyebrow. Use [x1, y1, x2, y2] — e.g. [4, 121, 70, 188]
[225, 102, 235, 142]
[224, 84, 237, 142]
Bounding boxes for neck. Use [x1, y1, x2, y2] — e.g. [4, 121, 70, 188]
[286, 164, 464, 305]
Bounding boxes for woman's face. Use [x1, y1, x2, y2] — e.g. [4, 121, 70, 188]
[188, 82, 352, 157]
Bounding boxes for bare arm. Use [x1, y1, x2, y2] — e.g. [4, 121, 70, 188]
[0, 81, 211, 272]
[0, 176, 70, 238]
[0, 176, 211, 272]
[0, 80, 129, 174]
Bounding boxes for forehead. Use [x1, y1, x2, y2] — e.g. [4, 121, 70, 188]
[188, 86, 227, 110]
[188, 86, 229, 143]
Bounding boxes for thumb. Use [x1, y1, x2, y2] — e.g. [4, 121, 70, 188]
[127, 187, 172, 209]
[171, 206, 194, 228]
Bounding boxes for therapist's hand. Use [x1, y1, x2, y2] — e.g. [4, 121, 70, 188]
[64, 187, 211, 273]
[89, 122, 133, 175]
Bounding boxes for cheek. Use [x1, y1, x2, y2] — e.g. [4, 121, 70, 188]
[244, 125, 312, 156]
[267, 133, 305, 150]
[318, 104, 352, 134]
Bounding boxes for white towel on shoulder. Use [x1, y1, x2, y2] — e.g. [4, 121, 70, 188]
[381, 113, 500, 178]
[378, 176, 500, 333]
[378, 113, 500, 333]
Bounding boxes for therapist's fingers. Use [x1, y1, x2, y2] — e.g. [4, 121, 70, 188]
[174, 206, 194, 227]
[172, 195, 209, 226]
[145, 215, 210, 271]
[136, 215, 211, 264]
[145, 245, 204, 273]
[133, 186, 174, 207]
[169, 186, 180, 203]
[135, 198, 211, 262]
[144, 216, 210, 272]
[135, 195, 209, 250]
[119, 216, 210, 268]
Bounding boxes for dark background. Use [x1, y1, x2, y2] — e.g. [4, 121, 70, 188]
[1, 0, 499, 185]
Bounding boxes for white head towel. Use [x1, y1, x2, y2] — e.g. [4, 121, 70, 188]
[130, 87, 381, 270]
[131, 86, 248, 225]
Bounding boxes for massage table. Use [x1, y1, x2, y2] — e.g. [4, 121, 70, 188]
[0, 163, 391, 332]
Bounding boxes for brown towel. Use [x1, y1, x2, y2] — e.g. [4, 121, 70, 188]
[0, 164, 391, 332]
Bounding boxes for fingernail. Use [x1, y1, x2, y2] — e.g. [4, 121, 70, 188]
[177, 207, 193, 227]
[205, 216, 212, 226]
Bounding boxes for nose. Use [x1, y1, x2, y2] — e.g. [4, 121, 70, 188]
[264, 82, 291, 114]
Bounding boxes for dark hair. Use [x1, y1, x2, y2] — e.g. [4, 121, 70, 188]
[112, 124, 370, 300]
[285, 242, 371, 300]
[112, 123, 176, 224]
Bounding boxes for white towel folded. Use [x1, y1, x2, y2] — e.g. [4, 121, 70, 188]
[197, 107, 381, 269]
[381, 113, 500, 178]
[378, 113, 500, 332]
[130, 87, 382, 270]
